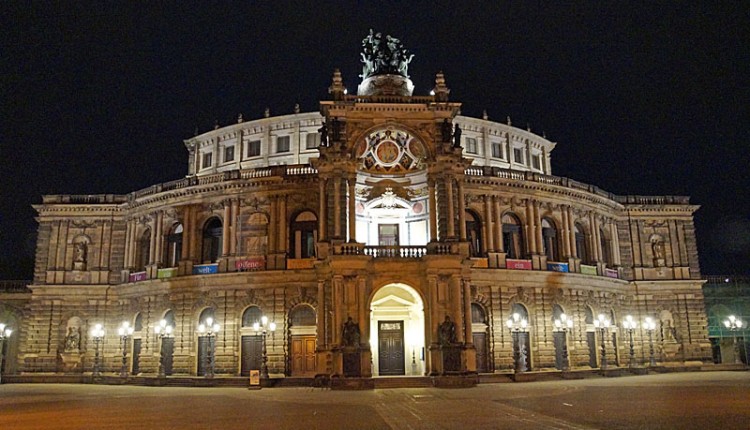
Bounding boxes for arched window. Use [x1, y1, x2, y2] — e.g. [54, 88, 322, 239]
[465, 210, 483, 257]
[165, 223, 183, 268]
[163, 309, 176, 328]
[136, 229, 150, 271]
[600, 226, 612, 267]
[202, 218, 223, 263]
[199, 307, 215, 325]
[242, 306, 262, 327]
[289, 305, 316, 326]
[471, 303, 487, 324]
[511, 303, 529, 320]
[289, 211, 317, 259]
[502, 213, 524, 259]
[542, 218, 560, 262]
[552, 304, 564, 321]
[134, 312, 143, 332]
[574, 223, 589, 263]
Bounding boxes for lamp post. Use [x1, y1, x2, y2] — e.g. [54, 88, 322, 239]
[155, 319, 174, 378]
[197, 317, 220, 378]
[593, 314, 611, 371]
[622, 315, 638, 369]
[117, 321, 134, 378]
[723, 315, 744, 365]
[643, 317, 657, 366]
[553, 313, 574, 371]
[506, 312, 529, 373]
[0, 323, 12, 384]
[90, 323, 105, 378]
[253, 316, 276, 379]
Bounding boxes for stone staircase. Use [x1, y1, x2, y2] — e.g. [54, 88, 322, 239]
[373, 376, 434, 389]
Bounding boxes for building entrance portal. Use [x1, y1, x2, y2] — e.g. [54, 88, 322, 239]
[370, 283, 425, 376]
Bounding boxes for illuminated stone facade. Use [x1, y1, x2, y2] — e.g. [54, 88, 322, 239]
[2, 45, 713, 381]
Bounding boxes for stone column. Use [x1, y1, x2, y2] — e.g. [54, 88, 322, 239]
[222, 202, 231, 257]
[348, 177, 356, 242]
[333, 177, 341, 239]
[155, 211, 163, 265]
[534, 202, 543, 255]
[148, 216, 157, 264]
[124, 219, 133, 268]
[230, 199, 239, 255]
[561, 205, 571, 257]
[592, 213, 602, 262]
[458, 182, 467, 241]
[610, 221, 621, 266]
[451, 276, 463, 343]
[428, 180, 438, 241]
[567, 206, 577, 258]
[484, 195, 493, 252]
[317, 280, 326, 348]
[463, 279, 472, 345]
[278, 195, 287, 254]
[494, 197, 504, 252]
[446, 177, 455, 239]
[357, 277, 367, 343]
[525, 200, 536, 254]
[268, 197, 277, 253]
[319, 179, 327, 241]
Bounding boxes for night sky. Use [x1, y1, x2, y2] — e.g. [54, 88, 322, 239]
[2, 2, 749, 279]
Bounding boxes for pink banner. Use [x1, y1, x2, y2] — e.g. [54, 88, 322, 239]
[605, 268, 619, 279]
[235, 258, 265, 271]
[506, 259, 532, 270]
[128, 271, 148, 282]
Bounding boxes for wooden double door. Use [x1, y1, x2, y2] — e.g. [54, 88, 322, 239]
[378, 321, 405, 375]
[291, 335, 316, 376]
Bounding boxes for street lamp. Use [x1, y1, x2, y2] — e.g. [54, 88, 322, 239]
[197, 317, 220, 378]
[155, 319, 174, 378]
[643, 317, 657, 366]
[117, 321, 134, 378]
[506, 312, 529, 373]
[593, 314, 612, 371]
[253, 316, 276, 379]
[90, 323, 105, 378]
[0, 323, 12, 384]
[622, 315, 638, 369]
[723, 315, 744, 365]
[553, 313, 574, 371]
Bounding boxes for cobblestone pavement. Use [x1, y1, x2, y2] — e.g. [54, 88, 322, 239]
[0, 371, 748, 429]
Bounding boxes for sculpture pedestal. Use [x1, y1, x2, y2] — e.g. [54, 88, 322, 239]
[59, 352, 82, 373]
[440, 344, 462, 374]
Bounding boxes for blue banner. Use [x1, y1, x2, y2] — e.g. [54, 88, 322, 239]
[547, 262, 569, 273]
[193, 264, 218, 275]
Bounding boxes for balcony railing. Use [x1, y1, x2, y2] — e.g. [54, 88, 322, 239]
[0, 280, 31, 293]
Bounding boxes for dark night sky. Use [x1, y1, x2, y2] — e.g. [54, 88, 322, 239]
[2, 2, 749, 279]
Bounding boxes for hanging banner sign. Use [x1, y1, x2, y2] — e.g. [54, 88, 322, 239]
[157, 268, 177, 279]
[193, 264, 218, 275]
[547, 262, 569, 273]
[128, 271, 148, 282]
[236, 258, 265, 271]
[605, 268, 619, 279]
[580, 264, 598, 276]
[506, 259, 532, 270]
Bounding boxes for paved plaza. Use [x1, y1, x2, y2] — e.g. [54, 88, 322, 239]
[0, 371, 748, 429]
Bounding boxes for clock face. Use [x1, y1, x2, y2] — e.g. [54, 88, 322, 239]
[358, 127, 426, 174]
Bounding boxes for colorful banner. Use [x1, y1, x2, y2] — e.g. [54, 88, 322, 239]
[605, 268, 619, 279]
[157, 268, 177, 279]
[286, 258, 315, 270]
[236, 258, 265, 271]
[581, 264, 598, 276]
[506, 259, 532, 270]
[193, 264, 218, 275]
[128, 271, 148, 282]
[471, 258, 489, 268]
[547, 262, 569, 273]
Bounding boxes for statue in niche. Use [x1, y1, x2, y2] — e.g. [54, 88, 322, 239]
[438, 315, 457, 346]
[73, 241, 87, 270]
[452, 124, 462, 148]
[651, 237, 666, 267]
[64, 326, 81, 352]
[441, 119, 452, 143]
[318, 121, 329, 147]
[342, 316, 361, 347]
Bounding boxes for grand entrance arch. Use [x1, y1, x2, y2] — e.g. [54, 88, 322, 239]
[370, 283, 425, 376]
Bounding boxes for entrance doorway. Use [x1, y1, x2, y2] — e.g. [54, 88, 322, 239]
[370, 283, 425, 376]
[378, 321, 405, 375]
[240, 335, 262, 376]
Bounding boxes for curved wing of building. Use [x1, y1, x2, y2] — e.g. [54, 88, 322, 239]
[5, 33, 710, 382]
